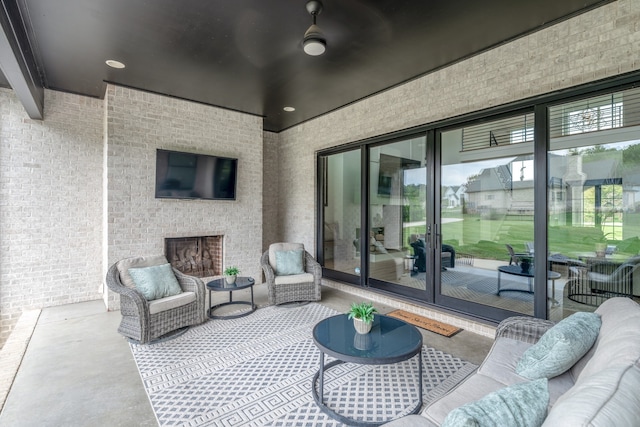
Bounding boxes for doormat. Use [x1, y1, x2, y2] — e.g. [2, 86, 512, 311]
[387, 310, 462, 337]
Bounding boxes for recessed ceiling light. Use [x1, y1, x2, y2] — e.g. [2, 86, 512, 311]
[283, 106, 295, 112]
[105, 59, 125, 69]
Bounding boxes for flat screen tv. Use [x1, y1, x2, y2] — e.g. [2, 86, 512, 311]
[155, 149, 238, 200]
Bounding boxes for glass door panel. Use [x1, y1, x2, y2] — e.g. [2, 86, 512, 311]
[548, 88, 640, 320]
[322, 149, 361, 277]
[439, 115, 536, 316]
[368, 136, 427, 295]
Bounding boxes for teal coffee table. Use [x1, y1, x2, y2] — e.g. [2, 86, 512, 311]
[312, 314, 423, 426]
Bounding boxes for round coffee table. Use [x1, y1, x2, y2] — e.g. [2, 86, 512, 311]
[206, 276, 256, 319]
[312, 314, 423, 426]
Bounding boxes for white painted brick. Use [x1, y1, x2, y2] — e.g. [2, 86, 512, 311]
[0, 89, 103, 346]
[104, 85, 264, 310]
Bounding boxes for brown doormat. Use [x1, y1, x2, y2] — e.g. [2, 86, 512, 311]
[387, 310, 462, 337]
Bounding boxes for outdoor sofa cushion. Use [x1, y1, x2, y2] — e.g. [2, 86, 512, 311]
[274, 273, 315, 285]
[274, 249, 305, 275]
[128, 263, 183, 301]
[116, 254, 169, 288]
[148, 291, 197, 315]
[543, 364, 640, 426]
[269, 242, 305, 272]
[115, 255, 196, 314]
[516, 312, 601, 380]
[442, 378, 548, 427]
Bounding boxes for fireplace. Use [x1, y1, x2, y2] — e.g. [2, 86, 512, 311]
[165, 236, 223, 278]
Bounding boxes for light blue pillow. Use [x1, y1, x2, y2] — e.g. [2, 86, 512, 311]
[442, 378, 549, 427]
[516, 312, 601, 380]
[275, 250, 305, 275]
[128, 263, 183, 301]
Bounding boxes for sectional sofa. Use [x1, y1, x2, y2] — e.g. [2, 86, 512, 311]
[384, 297, 640, 426]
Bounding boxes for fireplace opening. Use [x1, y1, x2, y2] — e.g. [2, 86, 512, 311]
[165, 236, 223, 278]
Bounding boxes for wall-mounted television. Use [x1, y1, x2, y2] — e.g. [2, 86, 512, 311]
[155, 149, 238, 200]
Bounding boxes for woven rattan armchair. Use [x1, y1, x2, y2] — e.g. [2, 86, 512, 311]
[261, 243, 322, 305]
[106, 255, 206, 344]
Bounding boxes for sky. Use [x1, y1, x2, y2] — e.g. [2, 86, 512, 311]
[404, 158, 522, 187]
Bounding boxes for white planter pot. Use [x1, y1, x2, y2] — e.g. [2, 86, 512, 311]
[353, 317, 373, 334]
[225, 275, 237, 285]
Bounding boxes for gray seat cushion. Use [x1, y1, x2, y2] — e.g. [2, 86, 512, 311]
[148, 291, 196, 315]
[274, 272, 314, 285]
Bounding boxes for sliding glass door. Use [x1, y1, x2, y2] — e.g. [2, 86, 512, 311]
[319, 78, 640, 324]
[367, 136, 428, 298]
[321, 149, 361, 282]
[546, 87, 640, 321]
[437, 114, 536, 317]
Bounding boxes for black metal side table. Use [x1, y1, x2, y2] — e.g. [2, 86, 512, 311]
[206, 276, 256, 319]
[312, 314, 423, 426]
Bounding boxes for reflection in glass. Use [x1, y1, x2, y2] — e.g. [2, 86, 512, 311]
[549, 141, 640, 319]
[440, 116, 535, 316]
[368, 137, 426, 290]
[547, 88, 640, 320]
[322, 150, 361, 276]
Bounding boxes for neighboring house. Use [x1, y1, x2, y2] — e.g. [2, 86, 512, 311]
[442, 185, 460, 208]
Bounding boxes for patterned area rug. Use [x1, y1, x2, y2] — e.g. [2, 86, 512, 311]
[130, 303, 477, 427]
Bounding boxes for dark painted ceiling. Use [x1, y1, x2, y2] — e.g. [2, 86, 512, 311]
[0, 0, 611, 132]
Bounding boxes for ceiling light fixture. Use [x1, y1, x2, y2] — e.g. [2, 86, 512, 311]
[105, 59, 125, 69]
[303, 1, 326, 56]
[283, 106, 296, 112]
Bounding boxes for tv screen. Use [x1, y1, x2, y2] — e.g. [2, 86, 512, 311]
[377, 153, 420, 196]
[155, 149, 238, 200]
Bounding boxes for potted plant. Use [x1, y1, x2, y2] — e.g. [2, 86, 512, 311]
[347, 302, 377, 334]
[520, 256, 532, 274]
[223, 266, 240, 285]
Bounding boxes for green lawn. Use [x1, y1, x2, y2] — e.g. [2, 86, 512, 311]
[403, 211, 640, 261]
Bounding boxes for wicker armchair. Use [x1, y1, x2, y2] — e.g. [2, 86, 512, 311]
[261, 243, 322, 305]
[106, 255, 206, 344]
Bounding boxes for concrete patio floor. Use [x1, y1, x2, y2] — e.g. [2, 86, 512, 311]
[0, 284, 493, 426]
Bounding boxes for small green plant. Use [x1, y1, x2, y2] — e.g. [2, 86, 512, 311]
[347, 302, 377, 324]
[224, 266, 240, 276]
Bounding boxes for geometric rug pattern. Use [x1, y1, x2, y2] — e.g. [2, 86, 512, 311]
[130, 303, 477, 426]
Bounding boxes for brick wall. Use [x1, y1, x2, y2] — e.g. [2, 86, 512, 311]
[276, 0, 640, 251]
[262, 131, 280, 253]
[0, 89, 104, 345]
[0, 85, 264, 343]
[105, 85, 263, 309]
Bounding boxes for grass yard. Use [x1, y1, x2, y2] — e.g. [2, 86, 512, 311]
[403, 210, 640, 261]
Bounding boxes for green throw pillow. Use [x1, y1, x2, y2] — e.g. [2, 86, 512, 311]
[442, 378, 549, 427]
[128, 263, 183, 301]
[275, 250, 305, 275]
[516, 312, 601, 380]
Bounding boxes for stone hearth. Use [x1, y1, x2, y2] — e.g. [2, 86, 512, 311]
[165, 236, 223, 278]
